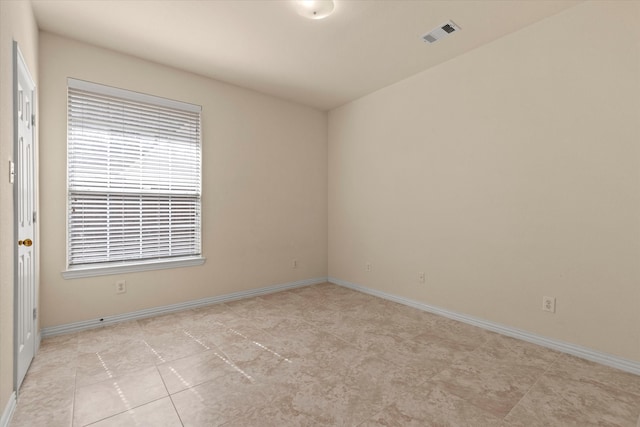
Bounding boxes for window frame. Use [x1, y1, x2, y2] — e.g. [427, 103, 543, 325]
[62, 78, 205, 279]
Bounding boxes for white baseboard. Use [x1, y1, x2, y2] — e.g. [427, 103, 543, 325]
[329, 277, 640, 376]
[42, 277, 328, 338]
[39, 274, 640, 376]
[0, 392, 16, 427]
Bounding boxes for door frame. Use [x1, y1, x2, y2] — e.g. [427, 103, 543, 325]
[13, 40, 39, 392]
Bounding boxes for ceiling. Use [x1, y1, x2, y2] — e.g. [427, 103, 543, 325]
[31, 0, 581, 111]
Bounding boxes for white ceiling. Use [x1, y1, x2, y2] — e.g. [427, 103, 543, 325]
[31, 0, 581, 111]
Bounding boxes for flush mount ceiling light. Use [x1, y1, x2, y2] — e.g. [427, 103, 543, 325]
[295, 0, 335, 20]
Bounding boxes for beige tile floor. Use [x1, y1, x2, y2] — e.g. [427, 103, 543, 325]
[9, 282, 640, 427]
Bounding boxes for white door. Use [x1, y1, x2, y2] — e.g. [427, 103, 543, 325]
[14, 41, 37, 390]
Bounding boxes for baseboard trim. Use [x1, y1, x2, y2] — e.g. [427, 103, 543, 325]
[0, 392, 16, 427]
[329, 277, 640, 376]
[42, 277, 328, 338]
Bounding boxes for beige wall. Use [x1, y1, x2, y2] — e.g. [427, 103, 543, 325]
[0, 0, 39, 411]
[39, 33, 327, 328]
[5, 3, 638, 407]
[329, 1, 640, 362]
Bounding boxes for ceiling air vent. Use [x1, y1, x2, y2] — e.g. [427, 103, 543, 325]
[421, 20, 461, 44]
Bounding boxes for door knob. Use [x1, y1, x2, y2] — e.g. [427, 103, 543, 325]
[18, 238, 33, 247]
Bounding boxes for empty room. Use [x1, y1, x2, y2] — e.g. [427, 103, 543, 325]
[1, 0, 639, 426]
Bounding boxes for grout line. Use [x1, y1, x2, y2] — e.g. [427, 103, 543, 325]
[26, 282, 640, 426]
[80, 396, 169, 427]
[71, 353, 78, 427]
[42, 278, 328, 338]
[330, 277, 640, 376]
[500, 351, 565, 422]
[155, 364, 185, 427]
[548, 354, 640, 399]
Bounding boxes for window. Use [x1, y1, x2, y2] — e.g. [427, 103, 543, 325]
[64, 79, 204, 278]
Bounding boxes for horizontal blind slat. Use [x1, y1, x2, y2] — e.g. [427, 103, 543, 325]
[68, 82, 202, 267]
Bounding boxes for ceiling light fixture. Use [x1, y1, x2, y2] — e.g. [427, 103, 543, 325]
[295, 0, 335, 20]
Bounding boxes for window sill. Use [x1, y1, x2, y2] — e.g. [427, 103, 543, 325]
[62, 256, 206, 279]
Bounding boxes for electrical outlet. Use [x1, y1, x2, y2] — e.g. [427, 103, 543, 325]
[292, 259, 298, 269]
[418, 272, 425, 283]
[115, 280, 127, 294]
[542, 296, 555, 313]
[365, 262, 372, 272]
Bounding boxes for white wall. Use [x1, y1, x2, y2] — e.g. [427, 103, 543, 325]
[39, 33, 327, 328]
[0, 0, 39, 412]
[328, 1, 640, 362]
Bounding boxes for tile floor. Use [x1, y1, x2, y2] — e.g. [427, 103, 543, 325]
[9, 282, 640, 427]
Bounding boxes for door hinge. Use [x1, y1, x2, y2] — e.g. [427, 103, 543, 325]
[32, 114, 36, 127]
[33, 211, 37, 223]
[33, 308, 37, 320]
[8, 161, 15, 184]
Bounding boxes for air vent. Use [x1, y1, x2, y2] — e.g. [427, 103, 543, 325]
[421, 20, 460, 44]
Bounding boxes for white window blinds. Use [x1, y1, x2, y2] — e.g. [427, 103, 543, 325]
[67, 78, 202, 267]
